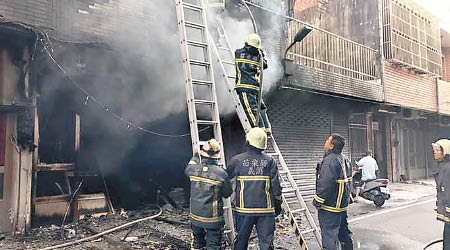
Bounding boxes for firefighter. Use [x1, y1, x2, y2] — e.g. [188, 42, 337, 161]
[185, 139, 233, 250]
[432, 139, 450, 249]
[235, 34, 272, 137]
[313, 133, 353, 250]
[227, 127, 282, 250]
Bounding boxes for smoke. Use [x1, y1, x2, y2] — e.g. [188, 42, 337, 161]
[37, 0, 287, 207]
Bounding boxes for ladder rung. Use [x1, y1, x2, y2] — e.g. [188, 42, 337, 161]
[291, 208, 306, 213]
[185, 21, 205, 30]
[224, 229, 233, 234]
[218, 46, 231, 51]
[183, 2, 202, 11]
[187, 40, 208, 48]
[300, 228, 316, 235]
[197, 120, 218, 125]
[282, 188, 296, 193]
[192, 79, 212, 86]
[268, 153, 279, 157]
[278, 170, 288, 174]
[194, 99, 215, 105]
[223, 61, 234, 65]
[227, 75, 236, 79]
[190, 59, 210, 67]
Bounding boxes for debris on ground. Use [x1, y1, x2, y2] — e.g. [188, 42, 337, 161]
[1, 205, 299, 250]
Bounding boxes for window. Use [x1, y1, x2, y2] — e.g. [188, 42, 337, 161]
[0, 173, 3, 199]
[0, 114, 6, 166]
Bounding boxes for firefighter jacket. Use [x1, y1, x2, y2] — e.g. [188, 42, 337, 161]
[314, 152, 352, 213]
[205, 0, 225, 8]
[185, 154, 233, 229]
[227, 146, 282, 216]
[234, 46, 268, 93]
[434, 158, 450, 224]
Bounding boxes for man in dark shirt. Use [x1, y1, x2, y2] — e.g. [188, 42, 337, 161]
[313, 133, 353, 250]
[185, 139, 232, 250]
[234, 34, 272, 137]
[227, 127, 282, 250]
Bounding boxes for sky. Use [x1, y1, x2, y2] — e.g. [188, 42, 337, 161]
[413, 0, 450, 32]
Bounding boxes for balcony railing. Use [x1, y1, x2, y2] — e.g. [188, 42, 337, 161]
[382, 0, 442, 76]
[286, 19, 379, 81]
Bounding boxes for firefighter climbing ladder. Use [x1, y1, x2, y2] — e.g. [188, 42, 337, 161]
[174, 0, 235, 244]
[210, 19, 322, 250]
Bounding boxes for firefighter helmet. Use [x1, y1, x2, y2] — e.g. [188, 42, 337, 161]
[200, 139, 221, 159]
[433, 139, 450, 158]
[245, 33, 262, 49]
[246, 127, 267, 150]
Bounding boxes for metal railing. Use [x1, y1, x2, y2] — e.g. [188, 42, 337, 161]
[286, 20, 379, 81]
[241, 1, 379, 81]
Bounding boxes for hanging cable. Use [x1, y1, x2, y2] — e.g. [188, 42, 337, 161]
[38, 35, 210, 138]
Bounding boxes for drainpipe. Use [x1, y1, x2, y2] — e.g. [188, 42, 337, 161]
[377, 0, 386, 102]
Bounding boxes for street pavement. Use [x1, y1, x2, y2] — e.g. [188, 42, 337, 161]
[350, 198, 443, 250]
[305, 180, 444, 250]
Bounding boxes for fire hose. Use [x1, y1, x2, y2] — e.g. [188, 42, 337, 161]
[39, 205, 162, 250]
[422, 238, 443, 249]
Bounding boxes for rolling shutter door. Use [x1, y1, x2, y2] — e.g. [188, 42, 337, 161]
[268, 102, 331, 200]
[267, 101, 350, 200]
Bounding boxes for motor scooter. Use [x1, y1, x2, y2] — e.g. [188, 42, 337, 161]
[351, 167, 391, 207]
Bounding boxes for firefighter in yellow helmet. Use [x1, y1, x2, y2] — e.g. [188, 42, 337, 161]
[432, 139, 450, 249]
[185, 139, 232, 250]
[227, 128, 282, 250]
[234, 34, 272, 137]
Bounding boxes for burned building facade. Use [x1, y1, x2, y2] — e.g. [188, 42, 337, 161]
[0, 0, 449, 235]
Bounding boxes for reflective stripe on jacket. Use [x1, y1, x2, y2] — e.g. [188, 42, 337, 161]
[314, 152, 352, 213]
[227, 146, 281, 216]
[434, 158, 450, 223]
[234, 46, 268, 93]
[185, 155, 232, 229]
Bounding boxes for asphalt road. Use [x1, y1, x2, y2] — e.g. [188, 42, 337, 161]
[349, 198, 444, 250]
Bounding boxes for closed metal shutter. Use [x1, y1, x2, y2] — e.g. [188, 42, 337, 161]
[267, 101, 350, 200]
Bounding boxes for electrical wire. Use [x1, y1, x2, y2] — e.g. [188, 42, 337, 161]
[39, 36, 209, 138]
[39, 205, 163, 250]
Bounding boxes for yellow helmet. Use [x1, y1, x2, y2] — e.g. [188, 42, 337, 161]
[200, 139, 221, 159]
[433, 139, 450, 157]
[246, 127, 267, 150]
[245, 33, 262, 49]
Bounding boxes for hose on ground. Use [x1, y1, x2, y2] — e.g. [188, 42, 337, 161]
[422, 238, 443, 250]
[39, 205, 163, 250]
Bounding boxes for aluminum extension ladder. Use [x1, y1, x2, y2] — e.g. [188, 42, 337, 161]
[210, 18, 322, 250]
[174, 0, 235, 245]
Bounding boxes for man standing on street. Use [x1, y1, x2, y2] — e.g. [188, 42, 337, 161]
[314, 133, 353, 250]
[227, 127, 282, 250]
[354, 150, 379, 201]
[432, 139, 450, 250]
[185, 139, 232, 250]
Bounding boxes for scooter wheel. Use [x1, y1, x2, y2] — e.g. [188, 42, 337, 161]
[373, 195, 385, 207]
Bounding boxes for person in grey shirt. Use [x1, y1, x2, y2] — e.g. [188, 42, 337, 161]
[354, 150, 379, 201]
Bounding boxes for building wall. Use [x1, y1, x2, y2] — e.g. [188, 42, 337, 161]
[443, 48, 450, 82]
[438, 79, 450, 115]
[384, 62, 438, 112]
[0, 0, 52, 28]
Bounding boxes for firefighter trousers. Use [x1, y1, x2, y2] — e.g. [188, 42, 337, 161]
[190, 224, 222, 250]
[318, 210, 353, 250]
[234, 215, 275, 250]
[236, 90, 272, 134]
[444, 223, 450, 250]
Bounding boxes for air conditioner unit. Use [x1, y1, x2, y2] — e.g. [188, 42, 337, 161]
[439, 115, 450, 127]
[401, 109, 418, 120]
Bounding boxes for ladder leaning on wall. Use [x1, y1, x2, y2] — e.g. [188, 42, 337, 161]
[174, 0, 235, 245]
[209, 17, 323, 250]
